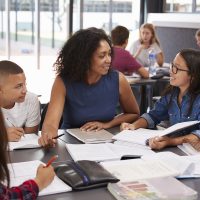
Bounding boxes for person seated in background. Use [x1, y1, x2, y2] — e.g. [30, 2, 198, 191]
[0, 60, 41, 141]
[130, 23, 164, 67]
[111, 25, 149, 78]
[195, 29, 200, 48]
[39, 27, 140, 147]
[0, 109, 55, 199]
[121, 49, 200, 150]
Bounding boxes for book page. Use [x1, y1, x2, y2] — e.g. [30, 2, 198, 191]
[8, 134, 41, 151]
[66, 128, 113, 143]
[8, 160, 71, 196]
[113, 129, 161, 145]
[66, 143, 120, 162]
[106, 143, 155, 157]
[142, 151, 192, 176]
[178, 143, 200, 156]
[101, 159, 179, 182]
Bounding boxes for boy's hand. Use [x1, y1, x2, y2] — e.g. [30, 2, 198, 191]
[7, 127, 24, 141]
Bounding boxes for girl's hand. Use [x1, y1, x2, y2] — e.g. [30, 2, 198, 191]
[148, 136, 171, 150]
[120, 122, 136, 131]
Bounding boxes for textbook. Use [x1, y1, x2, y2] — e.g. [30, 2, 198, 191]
[101, 151, 200, 181]
[107, 177, 197, 200]
[113, 120, 200, 146]
[142, 151, 200, 179]
[66, 143, 155, 162]
[8, 134, 41, 151]
[101, 158, 179, 182]
[8, 160, 72, 196]
[66, 128, 113, 143]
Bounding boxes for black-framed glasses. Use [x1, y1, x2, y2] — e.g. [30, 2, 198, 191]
[170, 63, 189, 74]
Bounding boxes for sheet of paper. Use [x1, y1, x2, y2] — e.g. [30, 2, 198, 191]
[8, 160, 71, 196]
[142, 151, 192, 176]
[113, 129, 161, 145]
[106, 143, 155, 157]
[8, 134, 41, 151]
[66, 143, 120, 162]
[101, 159, 179, 182]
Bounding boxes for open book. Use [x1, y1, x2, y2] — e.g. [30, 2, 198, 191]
[8, 134, 41, 151]
[8, 160, 72, 196]
[101, 151, 200, 181]
[142, 151, 200, 179]
[66, 143, 155, 162]
[66, 128, 113, 143]
[113, 120, 200, 146]
[101, 158, 179, 182]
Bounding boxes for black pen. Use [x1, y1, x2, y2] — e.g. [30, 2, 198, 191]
[53, 133, 65, 139]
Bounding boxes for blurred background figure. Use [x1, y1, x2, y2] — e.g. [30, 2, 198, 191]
[195, 29, 200, 48]
[130, 23, 164, 67]
[111, 25, 149, 78]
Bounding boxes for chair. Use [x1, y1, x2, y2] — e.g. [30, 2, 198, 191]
[39, 103, 63, 130]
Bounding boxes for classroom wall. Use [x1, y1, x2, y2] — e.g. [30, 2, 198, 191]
[147, 13, 200, 63]
[155, 26, 199, 63]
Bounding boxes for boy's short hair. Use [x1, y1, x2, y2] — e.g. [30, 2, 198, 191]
[0, 60, 23, 85]
[0, 60, 23, 75]
[111, 25, 129, 46]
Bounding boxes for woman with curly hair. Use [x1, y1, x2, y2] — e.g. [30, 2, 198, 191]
[39, 27, 140, 146]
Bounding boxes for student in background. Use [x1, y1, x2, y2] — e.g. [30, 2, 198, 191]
[0, 109, 55, 199]
[195, 29, 200, 48]
[121, 49, 200, 150]
[39, 27, 140, 147]
[0, 60, 41, 141]
[111, 25, 149, 78]
[130, 23, 164, 67]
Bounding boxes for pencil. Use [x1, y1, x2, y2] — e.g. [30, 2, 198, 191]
[45, 155, 58, 168]
[52, 133, 65, 139]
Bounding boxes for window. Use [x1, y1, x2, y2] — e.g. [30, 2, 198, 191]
[164, 0, 199, 12]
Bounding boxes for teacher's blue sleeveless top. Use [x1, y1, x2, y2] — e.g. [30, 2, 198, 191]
[61, 70, 119, 128]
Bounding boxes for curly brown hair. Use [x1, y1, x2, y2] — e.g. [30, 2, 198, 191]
[54, 27, 113, 82]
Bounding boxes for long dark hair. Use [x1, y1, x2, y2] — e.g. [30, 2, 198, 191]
[54, 27, 113, 82]
[164, 48, 200, 115]
[0, 109, 10, 186]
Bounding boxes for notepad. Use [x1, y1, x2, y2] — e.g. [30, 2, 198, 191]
[8, 160, 72, 196]
[66, 143, 155, 162]
[66, 128, 113, 143]
[8, 134, 41, 151]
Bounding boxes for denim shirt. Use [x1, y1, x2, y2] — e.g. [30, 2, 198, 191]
[142, 89, 200, 137]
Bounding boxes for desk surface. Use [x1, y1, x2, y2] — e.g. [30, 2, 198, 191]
[9, 128, 200, 200]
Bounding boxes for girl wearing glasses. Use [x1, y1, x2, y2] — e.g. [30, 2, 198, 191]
[121, 48, 200, 150]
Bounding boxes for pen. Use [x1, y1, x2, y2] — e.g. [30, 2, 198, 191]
[45, 155, 58, 168]
[6, 118, 16, 127]
[6, 118, 25, 137]
[52, 133, 65, 139]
